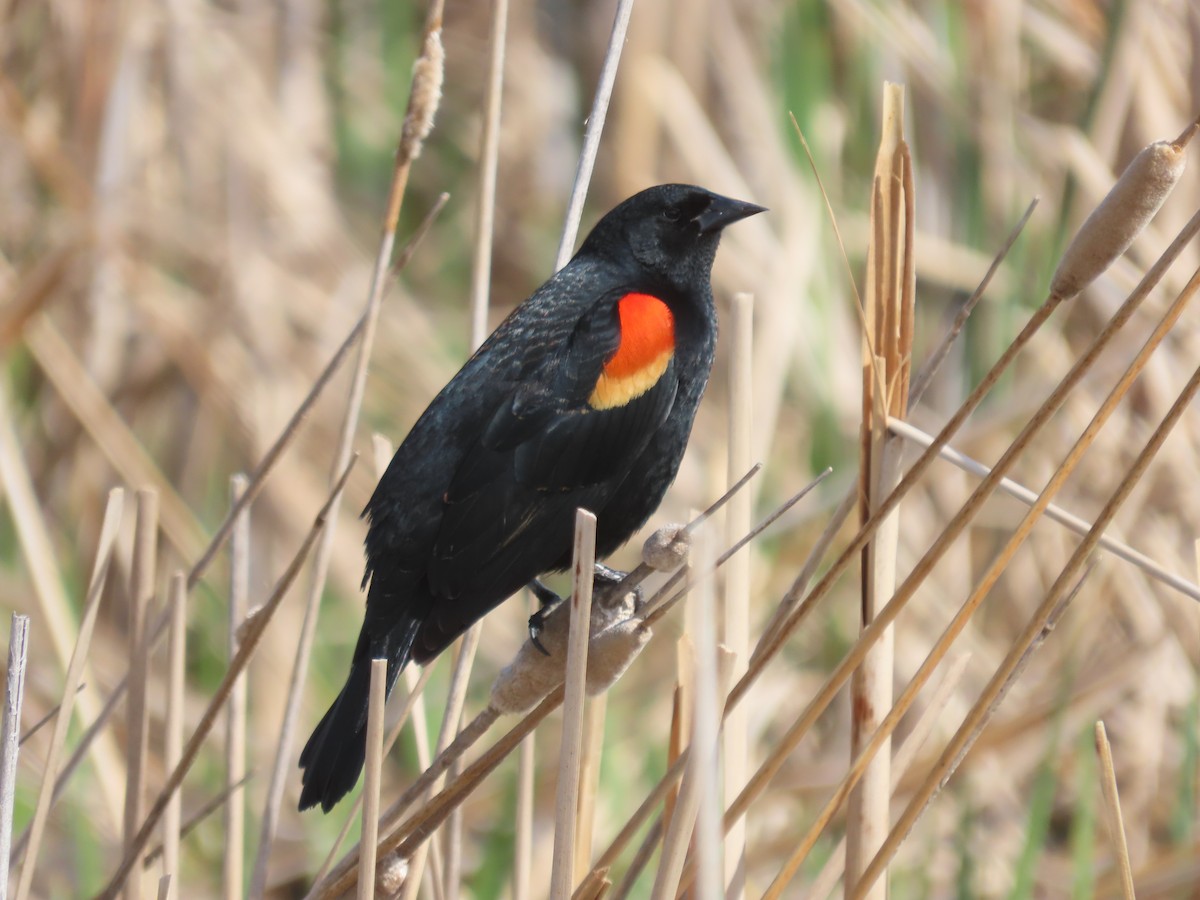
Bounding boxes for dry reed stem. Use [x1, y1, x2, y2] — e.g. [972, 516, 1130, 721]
[1094, 721, 1136, 900]
[154, 877, 169, 900]
[886, 416, 1200, 603]
[359, 659, 388, 900]
[550, 510, 599, 900]
[316, 691, 564, 899]
[575, 694, 607, 885]
[15, 489, 124, 900]
[96, 459, 356, 900]
[724, 257, 1200, 886]
[469, 0, 509, 351]
[0, 385, 127, 828]
[684, 525, 726, 900]
[737, 199, 1200, 730]
[224, 476, 248, 900]
[160, 573, 186, 893]
[848, 81, 912, 900]
[554, 0, 638, 269]
[722, 293, 752, 900]
[0, 614, 30, 895]
[853, 353, 1200, 892]
[804, 653, 972, 900]
[124, 489, 158, 900]
[513, 702, 535, 900]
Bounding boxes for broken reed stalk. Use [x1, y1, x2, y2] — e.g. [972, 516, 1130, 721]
[847, 80, 913, 900]
[724, 257, 1200, 889]
[886, 416, 1200, 603]
[124, 489, 157, 900]
[160, 573, 186, 896]
[575, 694, 606, 885]
[358, 659, 388, 900]
[553, 0, 637, 268]
[804, 653, 972, 900]
[0, 386, 127, 830]
[1094, 721, 1136, 900]
[224, 477, 249, 900]
[14, 488, 124, 900]
[249, 5, 444, 891]
[853, 356, 1200, 895]
[684, 525, 726, 900]
[549, 510, 599, 900]
[95, 459, 356, 900]
[0, 614, 30, 894]
[722, 292, 753, 900]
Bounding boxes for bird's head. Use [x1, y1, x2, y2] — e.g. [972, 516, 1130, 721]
[578, 184, 766, 292]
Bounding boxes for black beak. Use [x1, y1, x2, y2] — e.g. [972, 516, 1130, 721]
[694, 194, 767, 234]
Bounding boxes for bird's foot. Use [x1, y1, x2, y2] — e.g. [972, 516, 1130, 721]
[527, 579, 563, 656]
[642, 523, 690, 572]
[526, 565, 635, 655]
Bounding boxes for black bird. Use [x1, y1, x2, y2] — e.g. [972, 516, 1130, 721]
[299, 184, 764, 811]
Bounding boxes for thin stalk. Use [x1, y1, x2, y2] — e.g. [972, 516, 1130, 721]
[722, 293, 753, 900]
[160, 574, 186, 894]
[124, 490, 158, 900]
[549, 510, 599, 900]
[224, 477, 249, 900]
[1095, 721, 1136, 900]
[358, 659, 388, 900]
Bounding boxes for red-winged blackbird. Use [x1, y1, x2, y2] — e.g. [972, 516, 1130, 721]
[299, 184, 764, 811]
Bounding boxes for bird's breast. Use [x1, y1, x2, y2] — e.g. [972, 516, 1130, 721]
[588, 292, 675, 410]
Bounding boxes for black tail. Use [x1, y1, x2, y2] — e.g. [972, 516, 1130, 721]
[298, 617, 419, 812]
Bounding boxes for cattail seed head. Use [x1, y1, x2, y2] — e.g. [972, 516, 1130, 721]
[1050, 120, 1197, 301]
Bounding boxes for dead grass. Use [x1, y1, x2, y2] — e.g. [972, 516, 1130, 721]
[2, 1, 1199, 898]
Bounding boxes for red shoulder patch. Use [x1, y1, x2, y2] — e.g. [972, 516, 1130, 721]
[588, 293, 675, 410]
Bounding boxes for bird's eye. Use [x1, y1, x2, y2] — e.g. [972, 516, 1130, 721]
[662, 206, 682, 223]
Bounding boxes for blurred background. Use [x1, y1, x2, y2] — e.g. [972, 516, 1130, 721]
[3, 0, 1200, 896]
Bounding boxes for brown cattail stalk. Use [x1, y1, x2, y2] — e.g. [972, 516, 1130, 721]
[124, 489, 158, 900]
[847, 81, 914, 900]
[160, 573, 186, 897]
